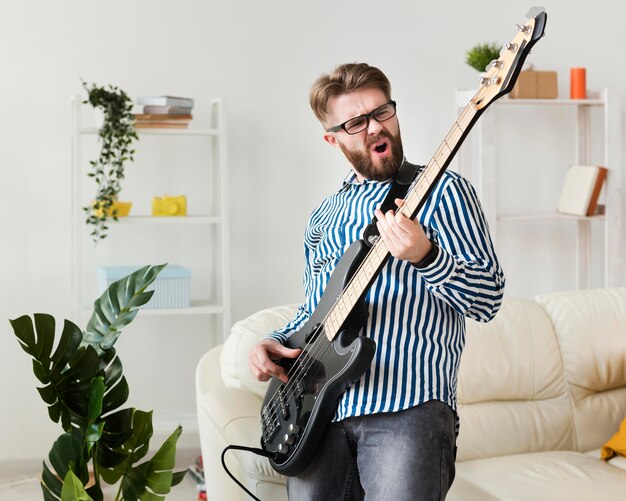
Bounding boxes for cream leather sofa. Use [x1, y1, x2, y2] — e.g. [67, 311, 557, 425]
[196, 288, 626, 500]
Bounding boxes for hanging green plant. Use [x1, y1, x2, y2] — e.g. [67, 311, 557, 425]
[10, 264, 187, 500]
[82, 81, 138, 242]
[465, 42, 501, 72]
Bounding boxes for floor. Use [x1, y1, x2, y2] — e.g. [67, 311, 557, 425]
[0, 448, 203, 500]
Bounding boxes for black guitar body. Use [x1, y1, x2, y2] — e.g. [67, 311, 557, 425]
[260, 240, 376, 476]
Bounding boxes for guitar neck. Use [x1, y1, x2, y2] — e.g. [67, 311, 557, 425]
[323, 103, 479, 341]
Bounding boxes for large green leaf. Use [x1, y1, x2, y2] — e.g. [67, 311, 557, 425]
[41, 428, 89, 500]
[82, 264, 166, 353]
[100, 347, 129, 415]
[10, 315, 103, 429]
[98, 410, 186, 498]
[61, 470, 94, 501]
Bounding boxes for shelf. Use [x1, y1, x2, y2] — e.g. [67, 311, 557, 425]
[455, 87, 621, 290]
[80, 300, 224, 317]
[498, 212, 605, 222]
[80, 126, 220, 136]
[115, 215, 223, 225]
[72, 96, 232, 340]
[494, 97, 604, 107]
[456, 89, 605, 108]
[138, 301, 224, 316]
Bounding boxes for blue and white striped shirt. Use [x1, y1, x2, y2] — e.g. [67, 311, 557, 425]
[268, 164, 505, 421]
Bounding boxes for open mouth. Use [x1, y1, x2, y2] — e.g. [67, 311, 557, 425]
[372, 140, 389, 155]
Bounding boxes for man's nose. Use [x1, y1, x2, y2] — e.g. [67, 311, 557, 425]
[367, 117, 383, 134]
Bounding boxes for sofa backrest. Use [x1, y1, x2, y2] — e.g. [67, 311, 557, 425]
[456, 296, 575, 461]
[220, 304, 300, 400]
[219, 289, 626, 461]
[536, 288, 626, 452]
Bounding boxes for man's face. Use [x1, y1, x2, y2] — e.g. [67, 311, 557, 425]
[323, 87, 404, 182]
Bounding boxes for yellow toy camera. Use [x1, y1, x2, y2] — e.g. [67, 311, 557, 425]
[152, 195, 187, 216]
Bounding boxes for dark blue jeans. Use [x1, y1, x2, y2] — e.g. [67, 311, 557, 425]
[287, 400, 457, 501]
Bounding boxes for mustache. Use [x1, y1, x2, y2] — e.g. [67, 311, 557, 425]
[365, 130, 394, 147]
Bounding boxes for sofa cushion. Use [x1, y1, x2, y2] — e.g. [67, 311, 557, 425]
[452, 451, 626, 501]
[536, 288, 626, 452]
[457, 297, 574, 460]
[220, 304, 300, 399]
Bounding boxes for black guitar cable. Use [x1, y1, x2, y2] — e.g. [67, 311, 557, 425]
[221, 445, 278, 501]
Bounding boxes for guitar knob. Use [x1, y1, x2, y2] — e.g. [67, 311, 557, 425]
[283, 433, 295, 445]
[479, 76, 490, 86]
[503, 42, 518, 53]
[516, 23, 531, 34]
[277, 443, 289, 454]
[288, 424, 300, 434]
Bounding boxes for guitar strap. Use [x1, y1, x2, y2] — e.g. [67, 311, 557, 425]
[362, 160, 421, 247]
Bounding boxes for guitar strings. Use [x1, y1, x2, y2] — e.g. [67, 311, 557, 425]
[262, 103, 477, 433]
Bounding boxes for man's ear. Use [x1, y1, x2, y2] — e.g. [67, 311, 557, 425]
[323, 132, 339, 148]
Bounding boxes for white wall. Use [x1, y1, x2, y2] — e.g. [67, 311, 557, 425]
[2, 0, 625, 462]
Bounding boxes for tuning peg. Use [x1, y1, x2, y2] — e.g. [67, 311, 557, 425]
[501, 42, 518, 54]
[486, 59, 504, 71]
[516, 23, 531, 34]
[479, 76, 490, 86]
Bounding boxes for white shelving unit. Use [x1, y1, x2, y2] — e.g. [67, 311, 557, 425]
[70, 97, 231, 340]
[455, 88, 621, 289]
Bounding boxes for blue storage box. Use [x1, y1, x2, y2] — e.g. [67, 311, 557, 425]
[96, 265, 191, 309]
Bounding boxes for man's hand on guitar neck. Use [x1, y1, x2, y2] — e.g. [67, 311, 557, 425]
[249, 339, 302, 383]
[374, 198, 433, 265]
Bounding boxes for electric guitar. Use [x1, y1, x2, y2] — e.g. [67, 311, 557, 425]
[260, 8, 547, 476]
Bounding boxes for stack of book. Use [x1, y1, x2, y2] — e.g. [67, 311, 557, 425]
[134, 96, 194, 128]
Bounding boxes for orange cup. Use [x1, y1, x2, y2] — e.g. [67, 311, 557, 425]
[570, 68, 587, 99]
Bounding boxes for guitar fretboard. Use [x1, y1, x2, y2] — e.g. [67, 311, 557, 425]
[323, 103, 478, 341]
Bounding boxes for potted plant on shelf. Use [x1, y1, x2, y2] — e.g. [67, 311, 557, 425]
[10, 264, 187, 500]
[82, 81, 138, 243]
[465, 42, 501, 72]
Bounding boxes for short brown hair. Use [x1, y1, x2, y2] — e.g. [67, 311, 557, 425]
[309, 63, 392, 125]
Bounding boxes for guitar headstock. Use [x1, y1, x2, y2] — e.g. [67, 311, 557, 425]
[471, 7, 547, 110]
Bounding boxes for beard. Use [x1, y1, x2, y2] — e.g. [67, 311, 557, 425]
[338, 127, 404, 182]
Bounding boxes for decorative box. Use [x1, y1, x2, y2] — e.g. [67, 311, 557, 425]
[96, 265, 191, 309]
[510, 69, 558, 99]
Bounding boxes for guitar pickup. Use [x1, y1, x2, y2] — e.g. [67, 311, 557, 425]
[277, 387, 289, 419]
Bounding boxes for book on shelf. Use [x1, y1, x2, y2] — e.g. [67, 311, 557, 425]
[557, 164, 608, 216]
[134, 114, 192, 121]
[143, 105, 193, 115]
[134, 113, 192, 129]
[136, 96, 194, 108]
[134, 122, 189, 129]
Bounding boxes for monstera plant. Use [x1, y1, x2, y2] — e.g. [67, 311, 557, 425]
[10, 265, 186, 500]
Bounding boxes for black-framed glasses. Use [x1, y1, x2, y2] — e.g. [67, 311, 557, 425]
[326, 100, 397, 135]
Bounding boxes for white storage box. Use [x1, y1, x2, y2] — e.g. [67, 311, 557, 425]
[96, 265, 191, 309]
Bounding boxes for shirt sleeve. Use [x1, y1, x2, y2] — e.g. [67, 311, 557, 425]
[265, 304, 311, 344]
[415, 174, 505, 322]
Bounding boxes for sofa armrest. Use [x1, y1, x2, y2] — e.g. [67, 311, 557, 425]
[196, 346, 286, 500]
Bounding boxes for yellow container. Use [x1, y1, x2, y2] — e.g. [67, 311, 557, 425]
[93, 201, 132, 218]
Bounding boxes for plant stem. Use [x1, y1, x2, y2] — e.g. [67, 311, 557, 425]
[115, 482, 123, 501]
